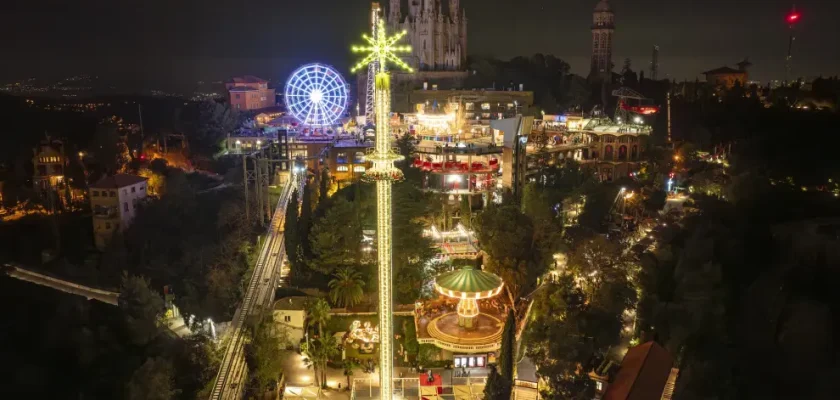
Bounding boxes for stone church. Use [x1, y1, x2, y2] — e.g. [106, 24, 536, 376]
[386, 0, 468, 71]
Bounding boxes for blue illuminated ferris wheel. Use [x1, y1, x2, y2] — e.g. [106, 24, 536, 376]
[284, 63, 349, 126]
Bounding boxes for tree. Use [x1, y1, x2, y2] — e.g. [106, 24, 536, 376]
[328, 266, 365, 308]
[118, 273, 164, 346]
[319, 167, 330, 204]
[483, 365, 512, 400]
[285, 189, 303, 281]
[395, 132, 416, 162]
[306, 298, 331, 338]
[169, 334, 220, 399]
[343, 358, 360, 390]
[194, 101, 240, 151]
[459, 195, 472, 228]
[92, 120, 127, 174]
[304, 334, 339, 389]
[309, 198, 363, 275]
[245, 319, 285, 394]
[300, 180, 314, 257]
[498, 309, 517, 382]
[126, 357, 179, 400]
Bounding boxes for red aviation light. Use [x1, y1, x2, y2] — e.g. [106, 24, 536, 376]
[787, 12, 800, 24]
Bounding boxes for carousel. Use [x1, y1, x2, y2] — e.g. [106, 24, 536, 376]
[434, 266, 504, 328]
[418, 266, 507, 355]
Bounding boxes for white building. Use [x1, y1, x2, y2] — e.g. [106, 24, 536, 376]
[273, 296, 309, 347]
[89, 174, 148, 251]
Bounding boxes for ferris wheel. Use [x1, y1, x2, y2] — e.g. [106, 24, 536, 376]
[284, 63, 349, 126]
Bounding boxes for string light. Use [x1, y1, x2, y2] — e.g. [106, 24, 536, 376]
[350, 19, 413, 400]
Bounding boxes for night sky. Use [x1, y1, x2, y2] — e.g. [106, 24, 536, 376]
[1, 0, 838, 89]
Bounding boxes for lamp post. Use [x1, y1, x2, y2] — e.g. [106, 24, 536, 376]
[351, 19, 413, 400]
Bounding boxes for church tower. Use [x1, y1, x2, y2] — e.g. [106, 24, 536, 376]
[589, 0, 615, 83]
[386, 0, 467, 71]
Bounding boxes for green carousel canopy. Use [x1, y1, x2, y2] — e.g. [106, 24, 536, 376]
[434, 266, 504, 300]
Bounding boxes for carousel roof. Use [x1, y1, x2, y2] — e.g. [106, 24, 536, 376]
[434, 266, 504, 299]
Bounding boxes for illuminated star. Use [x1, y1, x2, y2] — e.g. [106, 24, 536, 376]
[350, 20, 413, 74]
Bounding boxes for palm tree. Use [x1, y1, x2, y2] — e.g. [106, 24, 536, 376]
[328, 267, 365, 308]
[306, 298, 332, 338]
[342, 358, 360, 391]
[305, 334, 339, 389]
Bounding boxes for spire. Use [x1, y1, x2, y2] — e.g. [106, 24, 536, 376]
[423, 0, 435, 16]
[449, 0, 460, 20]
[594, 0, 612, 12]
[389, 0, 401, 23]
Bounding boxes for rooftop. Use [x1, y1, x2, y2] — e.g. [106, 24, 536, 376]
[90, 174, 148, 189]
[595, 0, 613, 12]
[703, 66, 743, 75]
[603, 341, 673, 400]
[273, 296, 309, 311]
[229, 75, 268, 84]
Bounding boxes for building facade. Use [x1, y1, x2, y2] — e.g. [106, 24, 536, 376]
[89, 174, 148, 251]
[226, 75, 276, 111]
[33, 137, 66, 190]
[272, 296, 308, 348]
[703, 66, 749, 90]
[589, 0, 615, 83]
[387, 0, 467, 71]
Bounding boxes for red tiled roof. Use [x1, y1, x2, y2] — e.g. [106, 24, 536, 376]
[90, 174, 148, 189]
[603, 342, 674, 400]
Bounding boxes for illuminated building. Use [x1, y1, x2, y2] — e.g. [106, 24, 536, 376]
[89, 174, 148, 251]
[386, 0, 467, 71]
[226, 75, 276, 111]
[350, 19, 413, 400]
[589, 0, 615, 83]
[32, 136, 66, 190]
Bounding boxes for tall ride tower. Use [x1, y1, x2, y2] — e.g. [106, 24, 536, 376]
[589, 0, 615, 83]
[351, 20, 413, 400]
[365, 3, 381, 123]
[785, 5, 801, 84]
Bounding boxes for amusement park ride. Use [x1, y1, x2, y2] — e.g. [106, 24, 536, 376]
[612, 87, 659, 124]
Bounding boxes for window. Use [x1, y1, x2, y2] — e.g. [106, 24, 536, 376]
[337, 152, 347, 163]
[105, 222, 111, 229]
[336, 166, 349, 172]
[284, 316, 291, 322]
[124, 202, 129, 212]
[131, 187, 136, 193]
[132, 199, 138, 209]
[235, 94, 240, 99]
[605, 136, 615, 143]
[465, 103, 474, 111]
[481, 103, 491, 110]
[482, 113, 491, 119]
[353, 166, 366, 173]
[92, 190, 99, 197]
